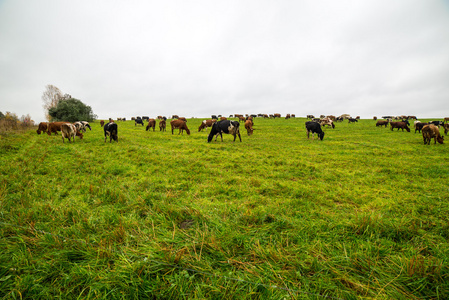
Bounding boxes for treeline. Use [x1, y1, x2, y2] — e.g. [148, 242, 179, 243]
[0, 111, 34, 133]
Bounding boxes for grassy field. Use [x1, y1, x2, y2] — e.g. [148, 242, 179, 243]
[0, 117, 448, 299]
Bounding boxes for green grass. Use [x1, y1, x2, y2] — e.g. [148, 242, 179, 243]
[0, 118, 448, 299]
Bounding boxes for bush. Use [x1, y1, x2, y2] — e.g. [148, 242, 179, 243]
[48, 98, 97, 122]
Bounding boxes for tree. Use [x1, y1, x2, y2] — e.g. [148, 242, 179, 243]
[42, 85, 63, 121]
[48, 98, 97, 122]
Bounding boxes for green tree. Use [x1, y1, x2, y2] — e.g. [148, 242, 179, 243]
[48, 98, 97, 122]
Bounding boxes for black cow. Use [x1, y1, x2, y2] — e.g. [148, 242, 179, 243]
[305, 121, 325, 140]
[348, 118, 358, 123]
[135, 117, 144, 126]
[207, 120, 242, 142]
[104, 122, 118, 142]
[429, 121, 444, 128]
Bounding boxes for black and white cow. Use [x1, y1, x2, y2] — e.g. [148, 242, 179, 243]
[104, 122, 118, 142]
[305, 121, 325, 140]
[207, 120, 242, 142]
[80, 121, 92, 131]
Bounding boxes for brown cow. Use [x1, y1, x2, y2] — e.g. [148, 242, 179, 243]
[146, 119, 156, 131]
[390, 121, 410, 132]
[244, 120, 254, 136]
[198, 119, 216, 132]
[100, 120, 105, 127]
[36, 122, 48, 134]
[47, 122, 67, 135]
[238, 116, 246, 122]
[285, 114, 291, 119]
[159, 120, 166, 131]
[273, 113, 281, 118]
[414, 122, 428, 133]
[444, 123, 449, 136]
[376, 120, 389, 127]
[422, 124, 444, 144]
[170, 119, 190, 135]
[219, 117, 227, 121]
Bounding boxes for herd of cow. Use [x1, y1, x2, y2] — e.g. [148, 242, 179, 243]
[35, 114, 448, 145]
[305, 114, 448, 145]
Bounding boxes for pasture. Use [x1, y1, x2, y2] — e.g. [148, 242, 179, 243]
[0, 117, 448, 299]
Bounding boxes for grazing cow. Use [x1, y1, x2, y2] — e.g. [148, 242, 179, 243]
[444, 123, 449, 135]
[429, 121, 444, 128]
[348, 118, 358, 123]
[172, 115, 179, 119]
[61, 123, 82, 143]
[320, 118, 335, 129]
[305, 121, 325, 140]
[373, 116, 377, 120]
[414, 122, 428, 133]
[273, 113, 281, 118]
[74, 121, 91, 132]
[307, 115, 315, 119]
[178, 117, 187, 122]
[142, 116, 149, 121]
[73, 121, 84, 132]
[198, 119, 215, 132]
[219, 117, 227, 121]
[170, 119, 190, 135]
[376, 120, 389, 127]
[390, 121, 410, 132]
[263, 114, 269, 118]
[159, 119, 166, 131]
[244, 120, 254, 136]
[336, 116, 344, 122]
[135, 117, 144, 126]
[238, 116, 246, 122]
[207, 120, 242, 142]
[285, 114, 291, 119]
[444, 117, 449, 123]
[47, 122, 67, 135]
[422, 124, 444, 145]
[36, 122, 48, 134]
[104, 122, 118, 142]
[146, 119, 156, 131]
[100, 120, 105, 127]
[211, 115, 218, 120]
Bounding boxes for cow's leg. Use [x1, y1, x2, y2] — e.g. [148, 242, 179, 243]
[237, 132, 242, 142]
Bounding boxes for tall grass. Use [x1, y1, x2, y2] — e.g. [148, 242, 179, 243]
[0, 118, 448, 299]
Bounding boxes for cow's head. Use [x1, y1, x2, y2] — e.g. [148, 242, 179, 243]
[319, 132, 325, 140]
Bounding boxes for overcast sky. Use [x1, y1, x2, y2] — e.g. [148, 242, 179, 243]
[1, 0, 449, 122]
